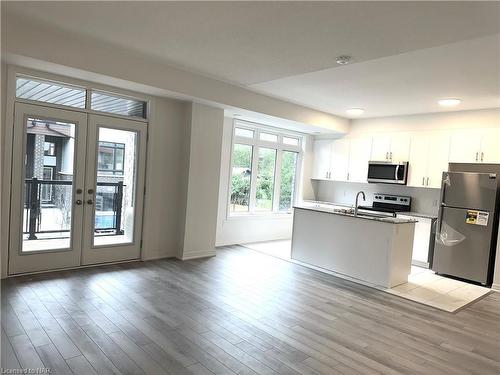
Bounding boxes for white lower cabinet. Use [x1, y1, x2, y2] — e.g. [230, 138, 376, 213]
[396, 214, 435, 267]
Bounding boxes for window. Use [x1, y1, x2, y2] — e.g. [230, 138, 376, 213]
[91, 91, 147, 118]
[15, 76, 148, 119]
[234, 127, 254, 139]
[98, 142, 125, 175]
[279, 151, 298, 211]
[230, 144, 253, 212]
[255, 148, 276, 211]
[230, 122, 302, 215]
[44, 142, 56, 156]
[16, 77, 86, 109]
[259, 132, 278, 143]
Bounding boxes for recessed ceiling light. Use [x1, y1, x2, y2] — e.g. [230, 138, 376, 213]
[346, 108, 365, 116]
[438, 98, 461, 107]
[336, 55, 352, 65]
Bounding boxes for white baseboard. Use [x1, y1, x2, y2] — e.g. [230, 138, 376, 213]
[180, 250, 216, 260]
[491, 283, 500, 292]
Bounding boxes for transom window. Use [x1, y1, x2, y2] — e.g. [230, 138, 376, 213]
[15, 76, 148, 119]
[98, 141, 125, 175]
[229, 122, 302, 215]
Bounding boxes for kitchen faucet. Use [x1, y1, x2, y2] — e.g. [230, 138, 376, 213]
[354, 191, 366, 216]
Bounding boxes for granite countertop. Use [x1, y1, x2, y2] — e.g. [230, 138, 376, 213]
[294, 205, 417, 225]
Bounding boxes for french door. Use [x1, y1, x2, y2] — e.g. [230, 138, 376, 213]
[8, 103, 147, 274]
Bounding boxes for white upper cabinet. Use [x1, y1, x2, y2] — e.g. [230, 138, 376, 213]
[312, 139, 333, 179]
[479, 128, 500, 163]
[449, 129, 482, 163]
[348, 137, 372, 182]
[426, 132, 451, 188]
[449, 128, 500, 163]
[330, 139, 350, 181]
[408, 131, 450, 188]
[371, 136, 391, 161]
[407, 134, 429, 187]
[370, 133, 410, 162]
[390, 133, 411, 162]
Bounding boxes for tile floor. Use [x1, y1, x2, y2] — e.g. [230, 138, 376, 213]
[387, 266, 491, 312]
[243, 239, 492, 313]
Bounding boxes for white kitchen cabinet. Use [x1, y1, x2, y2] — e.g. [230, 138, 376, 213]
[407, 134, 429, 187]
[330, 139, 350, 181]
[396, 214, 434, 267]
[449, 128, 500, 164]
[370, 133, 410, 162]
[371, 136, 391, 161]
[348, 137, 372, 182]
[449, 129, 482, 162]
[312, 139, 333, 179]
[426, 132, 451, 188]
[479, 128, 500, 163]
[408, 131, 450, 188]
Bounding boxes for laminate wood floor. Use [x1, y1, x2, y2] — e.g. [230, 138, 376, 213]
[2, 245, 500, 374]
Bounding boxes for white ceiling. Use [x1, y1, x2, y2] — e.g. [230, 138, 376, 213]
[3, 2, 500, 118]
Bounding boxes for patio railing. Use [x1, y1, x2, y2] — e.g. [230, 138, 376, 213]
[24, 178, 125, 240]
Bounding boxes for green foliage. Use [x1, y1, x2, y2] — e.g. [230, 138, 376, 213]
[230, 144, 297, 211]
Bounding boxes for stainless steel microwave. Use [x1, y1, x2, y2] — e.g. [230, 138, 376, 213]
[367, 161, 409, 185]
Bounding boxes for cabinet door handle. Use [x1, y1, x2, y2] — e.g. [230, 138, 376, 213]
[386, 152, 389, 160]
[426, 177, 429, 186]
[390, 152, 393, 160]
[475, 152, 479, 162]
[422, 177, 425, 186]
[481, 152, 484, 162]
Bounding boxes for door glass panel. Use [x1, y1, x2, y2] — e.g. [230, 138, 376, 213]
[255, 147, 277, 211]
[93, 127, 138, 246]
[22, 117, 76, 252]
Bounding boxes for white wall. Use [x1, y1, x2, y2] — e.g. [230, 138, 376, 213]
[216, 117, 316, 246]
[180, 103, 224, 259]
[141, 97, 189, 260]
[349, 108, 500, 135]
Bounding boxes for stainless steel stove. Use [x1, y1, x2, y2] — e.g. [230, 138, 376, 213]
[358, 193, 411, 217]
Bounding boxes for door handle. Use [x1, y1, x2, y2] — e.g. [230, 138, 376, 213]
[481, 152, 484, 162]
[86, 199, 94, 205]
[426, 177, 429, 186]
[386, 152, 389, 160]
[75, 199, 83, 205]
[475, 152, 479, 162]
[422, 177, 425, 186]
[390, 152, 393, 160]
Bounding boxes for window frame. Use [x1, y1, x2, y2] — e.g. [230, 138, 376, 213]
[228, 120, 303, 217]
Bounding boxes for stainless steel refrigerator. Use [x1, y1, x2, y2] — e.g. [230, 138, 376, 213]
[432, 171, 499, 285]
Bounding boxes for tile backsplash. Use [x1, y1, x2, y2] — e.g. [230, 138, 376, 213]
[313, 180, 441, 216]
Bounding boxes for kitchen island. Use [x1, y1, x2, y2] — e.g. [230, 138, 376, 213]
[292, 205, 416, 288]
